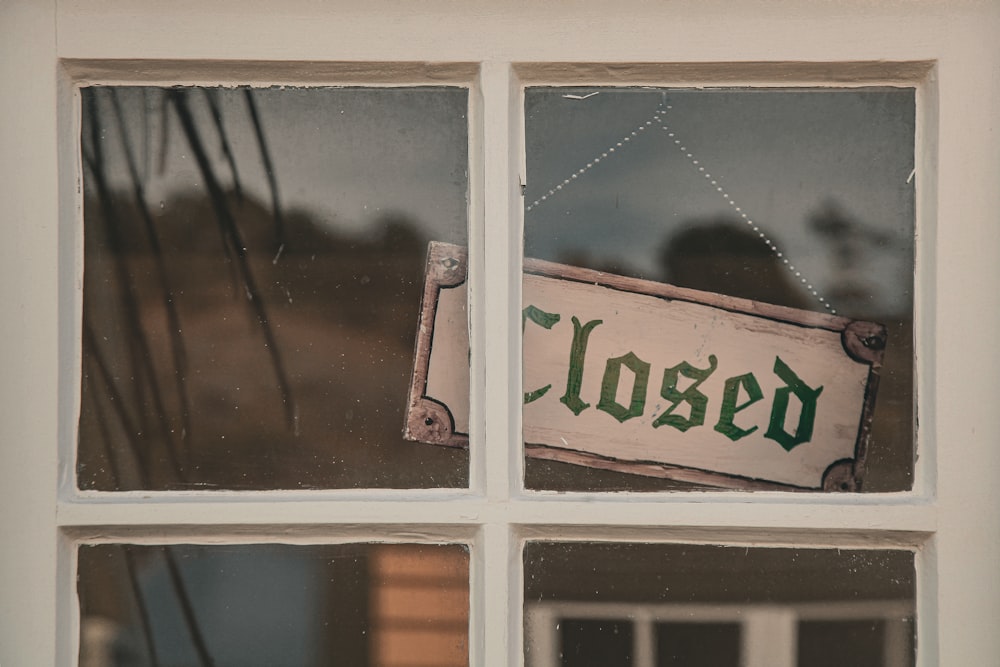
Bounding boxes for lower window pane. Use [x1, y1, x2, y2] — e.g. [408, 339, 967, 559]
[524, 542, 914, 667]
[78, 543, 469, 667]
[798, 619, 914, 667]
[560, 619, 634, 666]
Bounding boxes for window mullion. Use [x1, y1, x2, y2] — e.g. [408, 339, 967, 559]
[479, 60, 521, 503]
[477, 59, 520, 667]
[741, 607, 797, 667]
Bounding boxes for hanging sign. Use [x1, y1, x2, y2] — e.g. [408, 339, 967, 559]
[404, 242, 886, 491]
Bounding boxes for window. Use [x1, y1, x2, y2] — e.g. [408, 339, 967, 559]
[77, 84, 471, 491]
[519, 85, 915, 493]
[2, 2, 999, 666]
[524, 543, 914, 667]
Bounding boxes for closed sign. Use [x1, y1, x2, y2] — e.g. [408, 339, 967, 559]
[405, 243, 885, 491]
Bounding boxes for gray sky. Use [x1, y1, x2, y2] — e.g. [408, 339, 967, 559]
[524, 87, 915, 317]
[89, 85, 469, 245]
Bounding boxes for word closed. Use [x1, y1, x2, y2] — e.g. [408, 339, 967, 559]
[523, 304, 823, 453]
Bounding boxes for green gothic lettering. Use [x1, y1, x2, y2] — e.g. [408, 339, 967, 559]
[520, 308, 823, 444]
[764, 356, 824, 452]
[714, 372, 764, 441]
[559, 316, 603, 415]
[652, 355, 718, 432]
[522, 305, 561, 404]
[597, 352, 651, 423]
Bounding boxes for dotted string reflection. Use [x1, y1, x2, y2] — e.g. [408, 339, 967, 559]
[656, 103, 835, 314]
[525, 97, 835, 314]
[525, 114, 658, 213]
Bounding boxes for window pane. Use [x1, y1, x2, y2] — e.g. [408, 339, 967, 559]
[78, 543, 469, 666]
[656, 622, 740, 667]
[798, 619, 914, 667]
[549, 619, 745, 667]
[561, 619, 633, 667]
[522, 87, 915, 492]
[524, 542, 914, 667]
[78, 86, 469, 490]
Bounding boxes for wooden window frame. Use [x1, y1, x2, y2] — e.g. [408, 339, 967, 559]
[2, 2, 999, 666]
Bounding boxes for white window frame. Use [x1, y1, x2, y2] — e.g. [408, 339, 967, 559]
[2, 1, 999, 666]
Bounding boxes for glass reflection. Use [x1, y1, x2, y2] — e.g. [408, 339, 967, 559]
[524, 543, 914, 667]
[559, 619, 633, 667]
[798, 619, 913, 667]
[78, 86, 469, 490]
[657, 622, 740, 667]
[78, 543, 469, 667]
[523, 88, 915, 492]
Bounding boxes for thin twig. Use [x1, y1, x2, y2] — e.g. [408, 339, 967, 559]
[140, 88, 151, 185]
[162, 547, 216, 667]
[121, 546, 163, 667]
[242, 88, 284, 252]
[82, 319, 147, 475]
[168, 89, 297, 430]
[109, 88, 194, 449]
[86, 339, 131, 485]
[203, 88, 244, 203]
[156, 90, 171, 177]
[83, 90, 185, 481]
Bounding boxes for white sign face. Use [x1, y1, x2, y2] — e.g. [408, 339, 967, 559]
[406, 243, 886, 491]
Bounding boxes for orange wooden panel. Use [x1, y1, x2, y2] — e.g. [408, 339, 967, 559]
[371, 544, 469, 583]
[372, 585, 469, 623]
[372, 628, 468, 667]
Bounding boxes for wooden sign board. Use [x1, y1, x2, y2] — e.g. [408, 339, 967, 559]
[405, 242, 886, 491]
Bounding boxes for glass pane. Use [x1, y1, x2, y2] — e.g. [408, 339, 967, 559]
[560, 619, 633, 666]
[524, 542, 915, 667]
[78, 543, 469, 666]
[798, 619, 914, 667]
[656, 622, 740, 667]
[523, 87, 915, 492]
[78, 86, 469, 490]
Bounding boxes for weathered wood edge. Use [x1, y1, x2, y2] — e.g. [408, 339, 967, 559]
[838, 321, 888, 491]
[403, 242, 469, 449]
[848, 362, 883, 491]
[524, 444, 808, 491]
